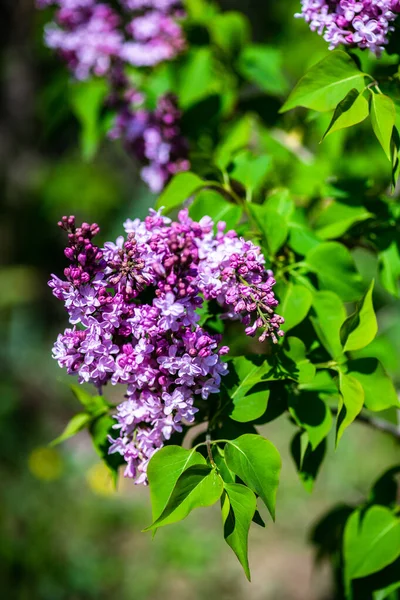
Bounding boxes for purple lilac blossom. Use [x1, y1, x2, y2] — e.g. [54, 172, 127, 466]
[109, 83, 190, 193]
[296, 0, 400, 54]
[37, 0, 185, 78]
[50, 210, 284, 483]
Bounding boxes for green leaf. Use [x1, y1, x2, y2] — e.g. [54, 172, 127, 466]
[178, 47, 215, 108]
[311, 290, 346, 359]
[70, 385, 109, 415]
[147, 446, 206, 522]
[51, 412, 92, 446]
[340, 280, 377, 352]
[89, 415, 125, 485]
[215, 115, 253, 168]
[238, 45, 288, 96]
[213, 450, 235, 483]
[209, 11, 250, 55]
[224, 434, 281, 519]
[306, 242, 364, 302]
[69, 78, 108, 160]
[189, 189, 241, 230]
[145, 465, 223, 530]
[155, 172, 205, 211]
[313, 199, 372, 240]
[226, 356, 271, 422]
[322, 88, 369, 140]
[344, 506, 400, 585]
[249, 204, 288, 256]
[347, 358, 400, 411]
[379, 241, 400, 297]
[266, 188, 295, 220]
[336, 371, 364, 444]
[229, 151, 272, 193]
[291, 431, 326, 492]
[370, 92, 396, 161]
[277, 281, 313, 332]
[288, 222, 321, 255]
[280, 51, 365, 113]
[374, 581, 400, 600]
[221, 483, 257, 581]
[288, 391, 332, 450]
[282, 337, 316, 384]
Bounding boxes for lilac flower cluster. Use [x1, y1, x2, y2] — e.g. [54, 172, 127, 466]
[109, 77, 190, 192]
[296, 0, 400, 54]
[50, 210, 284, 483]
[38, 0, 186, 79]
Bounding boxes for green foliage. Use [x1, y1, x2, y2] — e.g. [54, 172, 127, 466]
[155, 171, 205, 209]
[340, 280, 378, 352]
[224, 356, 271, 423]
[145, 465, 223, 530]
[369, 92, 396, 161]
[336, 371, 364, 444]
[224, 434, 281, 520]
[69, 79, 108, 160]
[221, 483, 256, 581]
[322, 88, 369, 140]
[306, 242, 365, 301]
[280, 51, 366, 113]
[344, 506, 400, 590]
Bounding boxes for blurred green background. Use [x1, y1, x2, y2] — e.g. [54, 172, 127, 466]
[1, 1, 399, 598]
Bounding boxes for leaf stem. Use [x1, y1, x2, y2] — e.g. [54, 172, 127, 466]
[206, 434, 216, 467]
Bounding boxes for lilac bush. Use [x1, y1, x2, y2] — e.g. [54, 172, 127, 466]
[49, 210, 284, 483]
[296, 0, 400, 54]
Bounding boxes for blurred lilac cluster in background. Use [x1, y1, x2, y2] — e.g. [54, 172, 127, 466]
[37, 0, 189, 191]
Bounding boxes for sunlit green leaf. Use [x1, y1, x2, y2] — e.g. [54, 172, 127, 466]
[69, 78, 108, 160]
[311, 290, 346, 359]
[147, 446, 207, 522]
[370, 92, 396, 161]
[347, 358, 400, 411]
[226, 356, 271, 422]
[51, 412, 92, 446]
[379, 241, 400, 297]
[280, 51, 365, 113]
[344, 506, 400, 587]
[277, 281, 313, 332]
[322, 88, 369, 140]
[336, 371, 364, 444]
[189, 189, 241, 230]
[221, 483, 257, 580]
[340, 280, 377, 352]
[145, 465, 223, 530]
[225, 434, 281, 519]
[156, 172, 205, 211]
